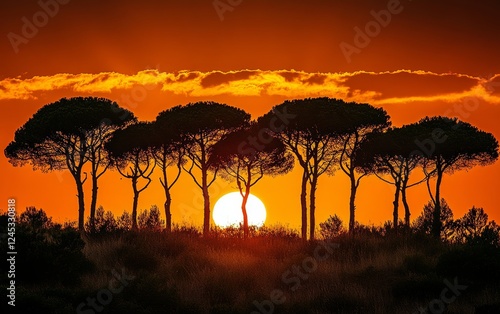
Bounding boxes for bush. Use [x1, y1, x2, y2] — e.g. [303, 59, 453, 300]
[319, 214, 345, 239]
[19, 206, 53, 230]
[138, 205, 164, 231]
[467, 221, 500, 248]
[413, 199, 455, 241]
[86, 206, 118, 234]
[117, 210, 133, 231]
[453, 207, 500, 247]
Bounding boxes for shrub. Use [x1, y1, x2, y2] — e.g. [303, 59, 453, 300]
[117, 210, 133, 231]
[454, 207, 500, 247]
[138, 205, 164, 231]
[413, 199, 455, 241]
[467, 221, 500, 248]
[19, 206, 53, 230]
[85, 206, 118, 234]
[319, 214, 345, 239]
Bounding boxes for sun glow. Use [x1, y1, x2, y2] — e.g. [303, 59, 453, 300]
[212, 192, 267, 228]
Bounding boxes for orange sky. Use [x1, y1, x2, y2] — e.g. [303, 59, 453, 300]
[1, 0, 499, 229]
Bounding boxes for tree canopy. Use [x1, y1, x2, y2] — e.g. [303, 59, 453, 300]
[355, 126, 425, 229]
[105, 122, 156, 230]
[148, 117, 185, 232]
[5, 97, 136, 232]
[156, 101, 251, 235]
[208, 123, 294, 237]
[258, 97, 390, 239]
[406, 116, 499, 238]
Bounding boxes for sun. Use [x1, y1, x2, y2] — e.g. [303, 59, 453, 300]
[213, 192, 266, 228]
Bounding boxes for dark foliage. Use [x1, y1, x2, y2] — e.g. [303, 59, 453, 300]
[1, 208, 93, 286]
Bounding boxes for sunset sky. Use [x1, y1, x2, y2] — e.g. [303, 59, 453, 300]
[1, 0, 499, 229]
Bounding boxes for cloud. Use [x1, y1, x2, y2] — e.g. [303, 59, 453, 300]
[344, 70, 478, 99]
[1, 69, 499, 105]
[200, 70, 260, 88]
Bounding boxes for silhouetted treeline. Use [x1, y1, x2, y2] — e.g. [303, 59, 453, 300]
[4, 97, 499, 240]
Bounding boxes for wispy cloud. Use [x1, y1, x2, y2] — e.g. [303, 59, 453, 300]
[1, 69, 499, 105]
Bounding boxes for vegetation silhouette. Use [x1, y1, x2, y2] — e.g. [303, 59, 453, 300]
[258, 98, 390, 239]
[156, 101, 250, 236]
[105, 122, 156, 230]
[208, 122, 294, 238]
[404, 117, 498, 238]
[4, 97, 135, 233]
[4, 97, 499, 240]
[150, 113, 185, 232]
[1, 205, 499, 313]
[355, 126, 427, 231]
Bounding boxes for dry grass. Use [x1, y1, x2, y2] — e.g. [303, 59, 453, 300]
[9, 228, 500, 314]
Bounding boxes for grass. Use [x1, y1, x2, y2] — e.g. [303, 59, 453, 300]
[4, 226, 500, 313]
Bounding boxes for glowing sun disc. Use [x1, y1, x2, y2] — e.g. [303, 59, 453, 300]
[213, 192, 266, 228]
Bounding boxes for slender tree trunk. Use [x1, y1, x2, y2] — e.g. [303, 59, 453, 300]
[132, 177, 139, 231]
[432, 165, 443, 239]
[401, 184, 411, 229]
[203, 186, 210, 235]
[393, 181, 401, 233]
[161, 154, 178, 233]
[89, 174, 98, 233]
[201, 167, 211, 236]
[242, 187, 250, 239]
[300, 170, 308, 240]
[164, 188, 172, 232]
[76, 179, 85, 233]
[309, 175, 318, 240]
[348, 174, 357, 235]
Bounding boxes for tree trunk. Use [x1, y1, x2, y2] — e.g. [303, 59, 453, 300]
[242, 189, 250, 239]
[309, 175, 318, 240]
[432, 165, 443, 239]
[348, 174, 357, 235]
[203, 186, 210, 236]
[76, 179, 85, 234]
[401, 184, 411, 229]
[392, 181, 401, 233]
[300, 170, 308, 240]
[89, 174, 98, 233]
[132, 178, 139, 231]
[164, 188, 172, 232]
[201, 167, 211, 236]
